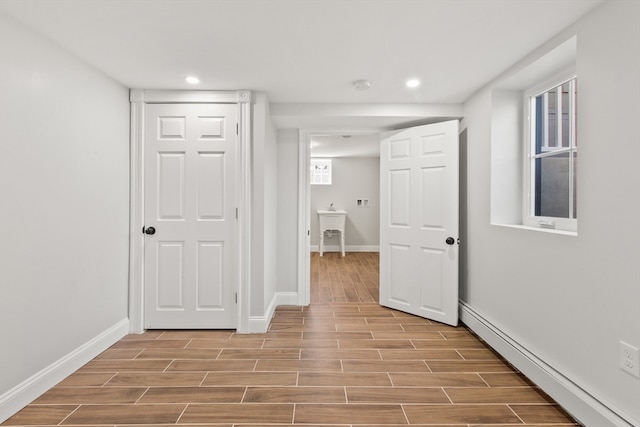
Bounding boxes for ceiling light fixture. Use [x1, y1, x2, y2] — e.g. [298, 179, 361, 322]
[353, 80, 371, 91]
[406, 79, 421, 88]
[185, 76, 200, 85]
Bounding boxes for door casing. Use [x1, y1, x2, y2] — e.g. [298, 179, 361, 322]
[129, 89, 253, 333]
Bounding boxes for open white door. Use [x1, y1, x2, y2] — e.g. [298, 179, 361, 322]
[144, 103, 238, 329]
[380, 120, 459, 326]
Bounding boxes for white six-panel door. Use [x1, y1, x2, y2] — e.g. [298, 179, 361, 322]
[144, 103, 237, 329]
[380, 120, 459, 326]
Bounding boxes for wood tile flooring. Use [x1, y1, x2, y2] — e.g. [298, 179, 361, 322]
[311, 252, 379, 304]
[3, 253, 581, 426]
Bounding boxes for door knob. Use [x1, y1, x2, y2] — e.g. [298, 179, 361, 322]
[144, 226, 156, 235]
[445, 237, 455, 245]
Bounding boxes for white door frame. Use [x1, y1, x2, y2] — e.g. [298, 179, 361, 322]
[129, 89, 253, 333]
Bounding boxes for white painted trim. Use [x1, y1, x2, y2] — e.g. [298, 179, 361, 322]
[128, 89, 252, 334]
[275, 292, 300, 307]
[0, 319, 129, 423]
[237, 98, 252, 333]
[128, 89, 145, 333]
[297, 131, 310, 306]
[140, 90, 245, 104]
[271, 103, 464, 119]
[310, 245, 379, 253]
[246, 292, 299, 333]
[460, 302, 637, 427]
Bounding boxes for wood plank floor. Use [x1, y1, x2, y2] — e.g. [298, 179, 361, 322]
[3, 253, 581, 426]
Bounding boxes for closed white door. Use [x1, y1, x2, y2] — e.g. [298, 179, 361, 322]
[144, 103, 237, 329]
[379, 120, 459, 326]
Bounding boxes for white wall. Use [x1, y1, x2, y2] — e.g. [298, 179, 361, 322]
[0, 13, 130, 419]
[310, 157, 380, 250]
[263, 101, 278, 312]
[276, 130, 300, 294]
[250, 93, 278, 320]
[461, 1, 640, 425]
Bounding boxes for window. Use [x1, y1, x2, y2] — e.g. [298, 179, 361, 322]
[310, 159, 332, 185]
[524, 72, 577, 232]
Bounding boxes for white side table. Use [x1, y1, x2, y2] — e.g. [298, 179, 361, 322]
[317, 210, 347, 256]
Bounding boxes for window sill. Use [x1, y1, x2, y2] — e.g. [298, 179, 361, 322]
[491, 223, 577, 237]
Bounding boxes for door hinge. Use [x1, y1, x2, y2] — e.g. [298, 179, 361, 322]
[236, 208, 238, 219]
[235, 293, 238, 304]
[236, 123, 239, 135]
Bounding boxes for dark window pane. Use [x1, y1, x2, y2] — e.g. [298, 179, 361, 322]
[547, 88, 557, 148]
[535, 152, 571, 218]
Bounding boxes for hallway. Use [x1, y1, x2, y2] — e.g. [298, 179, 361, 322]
[3, 253, 580, 425]
[311, 252, 379, 304]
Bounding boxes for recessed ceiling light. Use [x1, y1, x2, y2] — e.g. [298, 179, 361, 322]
[406, 79, 421, 88]
[185, 76, 200, 85]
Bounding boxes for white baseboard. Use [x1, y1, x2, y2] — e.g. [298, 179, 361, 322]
[310, 245, 379, 253]
[460, 302, 637, 427]
[247, 292, 299, 333]
[0, 318, 130, 423]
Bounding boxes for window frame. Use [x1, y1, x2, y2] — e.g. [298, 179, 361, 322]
[522, 68, 577, 232]
[310, 158, 333, 185]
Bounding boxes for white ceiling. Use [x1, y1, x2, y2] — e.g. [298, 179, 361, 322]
[311, 134, 380, 158]
[1, 0, 601, 102]
[1, 0, 602, 134]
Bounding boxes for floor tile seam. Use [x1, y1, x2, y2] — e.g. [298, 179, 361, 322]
[505, 403, 528, 424]
[239, 385, 249, 403]
[398, 401, 411, 424]
[53, 403, 80, 426]
[440, 386, 455, 405]
[163, 359, 175, 373]
[174, 402, 191, 424]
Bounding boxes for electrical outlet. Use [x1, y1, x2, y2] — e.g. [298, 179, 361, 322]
[620, 341, 640, 378]
[356, 198, 369, 207]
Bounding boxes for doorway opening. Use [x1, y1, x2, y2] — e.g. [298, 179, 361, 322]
[297, 131, 381, 306]
[308, 133, 381, 303]
[298, 120, 461, 327]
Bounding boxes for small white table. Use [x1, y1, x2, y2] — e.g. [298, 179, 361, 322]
[317, 210, 347, 256]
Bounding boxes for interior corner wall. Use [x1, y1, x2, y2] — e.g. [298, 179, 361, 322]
[0, 12, 130, 418]
[250, 96, 264, 317]
[276, 129, 300, 295]
[263, 100, 278, 311]
[250, 94, 279, 323]
[461, 1, 640, 425]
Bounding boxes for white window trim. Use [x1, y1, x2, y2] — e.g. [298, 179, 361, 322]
[310, 158, 332, 185]
[522, 67, 577, 233]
